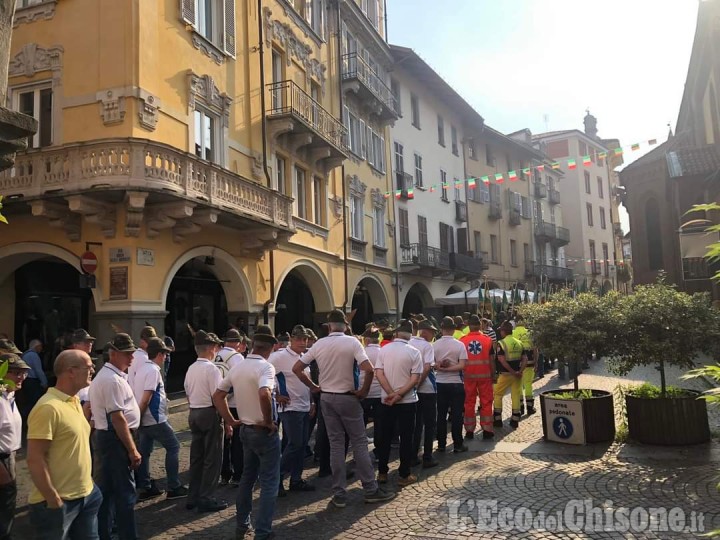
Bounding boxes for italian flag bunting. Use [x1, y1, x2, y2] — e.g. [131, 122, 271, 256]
[536, 164, 545, 171]
[631, 143, 640, 151]
[407, 188, 414, 199]
[522, 168, 531, 177]
[481, 175, 490, 184]
[614, 148, 623, 156]
[495, 173, 504, 183]
[551, 162, 561, 170]
[467, 177, 477, 189]
[567, 159, 577, 170]
[395, 190, 402, 199]
[508, 170, 518, 181]
[582, 155, 591, 166]
[598, 151, 608, 159]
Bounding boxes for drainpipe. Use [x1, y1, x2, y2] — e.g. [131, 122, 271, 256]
[258, 0, 275, 322]
[336, 1, 349, 311]
[383, 0, 389, 42]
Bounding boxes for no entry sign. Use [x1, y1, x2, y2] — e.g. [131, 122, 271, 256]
[80, 251, 98, 274]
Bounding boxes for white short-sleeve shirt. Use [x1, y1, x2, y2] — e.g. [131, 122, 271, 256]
[300, 332, 369, 393]
[409, 336, 436, 394]
[128, 348, 148, 387]
[218, 354, 276, 425]
[184, 358, 222, 409]
[432, 335, 468, 385]
[89, 363, 141, 431]
[0, 391, 21, 453]
[131, 360, 167, 426]
[215, 347, 244, 408]
[361, 344, 383, 399]
[269, 347, 311, 413]
[375, 339, 423, 404]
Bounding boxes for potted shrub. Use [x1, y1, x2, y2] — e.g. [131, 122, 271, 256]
[608, 278, 720, 445]
[523, 292, 620, 444]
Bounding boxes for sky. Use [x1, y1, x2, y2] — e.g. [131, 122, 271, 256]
[386, 0, 700, 231]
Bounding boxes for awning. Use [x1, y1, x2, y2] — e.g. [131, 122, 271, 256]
[434, 288, 535, 306]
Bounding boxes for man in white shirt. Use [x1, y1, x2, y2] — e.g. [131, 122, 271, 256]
[360, 325, 383, 435]
[433, 317, 468, 453]
[270, 325, 315, 495]
[216, 329, 248, 487]
[132, 337, 188, 502]
[89, 333, 142, 540]
[213, 328, 278, 540]
[410, 319, 439, 468]
[294, 309, 395, 508]
[0, 353, 30, 540]
[128, 326, 156, 387]
[184, 330, 227, 513]
[374, 319, 423, 487]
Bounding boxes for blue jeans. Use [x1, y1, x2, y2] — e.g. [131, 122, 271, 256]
[236, 426, 280, 540]
[29, 483, 103, 540]
[279, 411, 309, 483]
[137, 422, 181, 490]
[94, 431, 137, 540]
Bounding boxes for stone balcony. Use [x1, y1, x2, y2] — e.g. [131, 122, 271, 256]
[341, 53, 399, 125]
[0, 138, 294, 249]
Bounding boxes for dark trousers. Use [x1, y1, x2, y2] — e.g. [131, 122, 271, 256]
[0, 453, 16, 540]
[361, 397, 381, 438]
[94, 431, 137, 540]
[376, 402, 416, 478]
[221, 407, 243, 482]
[188, 407, 223, 506]
[413, 393, 437, 460]
[436, 383, 465, 448]
[279, 411, 310, 483]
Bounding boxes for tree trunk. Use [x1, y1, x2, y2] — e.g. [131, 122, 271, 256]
[659, 359, 667, 398]
[573, 358, 579, 391]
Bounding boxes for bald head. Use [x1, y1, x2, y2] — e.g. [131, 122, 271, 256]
[54, 349, 90, 376]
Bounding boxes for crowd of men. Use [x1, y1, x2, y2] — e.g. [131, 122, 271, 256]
[0, 308, 543, 540]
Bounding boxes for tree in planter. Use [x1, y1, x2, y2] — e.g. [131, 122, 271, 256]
[523, 291, 624, 393]
[607, 276, 720, 397]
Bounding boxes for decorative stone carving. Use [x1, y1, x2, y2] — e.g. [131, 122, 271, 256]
[8, 43, 63, 80]
[191, 33, 224, 65]
[30, 200, 81, 241]
[125, 191, 148, 237]
[66, 195, 116, 238]
[97, 89, 126, 125]
[138, 90, 161, 131]
[348, 175, 367, 197]
[146, 201, 195, 239]
[188, 72, 232, 127]
[263, 7, 327, 92]
[371, 187, 386, 209]
[13, 0, 57, 27]
[330, 195, 343, 218]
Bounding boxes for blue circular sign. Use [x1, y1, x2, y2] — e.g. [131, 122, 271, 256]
[552, 416, 573, 439]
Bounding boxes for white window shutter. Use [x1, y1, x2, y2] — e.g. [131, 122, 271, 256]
[359, 120, 366, 159]
[181, 0, 196, 27]
[223, 0, 236, 58]
[379, 136, 385, 172]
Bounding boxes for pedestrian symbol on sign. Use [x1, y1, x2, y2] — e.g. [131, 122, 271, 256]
[552, 417, 573, 439]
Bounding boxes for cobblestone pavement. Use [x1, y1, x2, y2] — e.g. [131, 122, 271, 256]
[11, 359, 720, 539]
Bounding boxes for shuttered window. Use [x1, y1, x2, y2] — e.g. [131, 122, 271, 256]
[181, 0, 236, 59]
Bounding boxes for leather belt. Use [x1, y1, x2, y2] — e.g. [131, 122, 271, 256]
[241, 424, 271, 431]
[321, 391, 355, 395]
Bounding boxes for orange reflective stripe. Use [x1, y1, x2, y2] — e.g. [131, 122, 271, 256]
[466, 373, 492, 379]
[467, 360, 492, 365]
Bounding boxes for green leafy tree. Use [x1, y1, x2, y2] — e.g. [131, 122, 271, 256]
[0, 360, 15, 392]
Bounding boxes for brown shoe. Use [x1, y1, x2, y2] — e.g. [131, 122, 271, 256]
[398, 474, 417, 487]
[377, 473, 388, 484]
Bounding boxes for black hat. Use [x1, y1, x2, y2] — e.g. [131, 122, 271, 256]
[418, 320, 438, 332]
[440, 316, 456, 329]
[253, 325, 278, 345]
[1, 352, 30, 370]
[71, 328, 96, 343]
[223, 329, 243, 342]
[146, 337, 172, 358]
[0, 339, 22, 355]
[376, 318, 390, 330]
[277, 332, 290, 343]
[396, 319, 413, 334]
[194, 330, 223, 346]
[108, 333, 137, 353]
[469, 314, 482, 326]
[327, 309, 348, 324]
[291, 325, 309, 338]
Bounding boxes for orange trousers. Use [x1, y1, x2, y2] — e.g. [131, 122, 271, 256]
[463, 377, 494, 434]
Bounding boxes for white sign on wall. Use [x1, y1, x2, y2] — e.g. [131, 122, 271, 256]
[544, 398, 586, 445]
[109, 247, 132, 264]
[137, 248, 155, 267]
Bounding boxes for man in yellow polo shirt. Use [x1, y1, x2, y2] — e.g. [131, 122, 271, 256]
[26, 349, 101, 539]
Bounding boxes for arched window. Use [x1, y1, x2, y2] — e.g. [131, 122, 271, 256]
[645, 198, 664, 271]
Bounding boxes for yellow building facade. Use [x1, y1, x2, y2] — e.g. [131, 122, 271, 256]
[1, 0, 396, 387]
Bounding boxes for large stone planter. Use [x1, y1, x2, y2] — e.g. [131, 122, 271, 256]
[626, 390, 710, 445]
[540, 389, 615, 444]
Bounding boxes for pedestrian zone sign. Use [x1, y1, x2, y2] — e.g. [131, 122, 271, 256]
[545, 398, 585, 445]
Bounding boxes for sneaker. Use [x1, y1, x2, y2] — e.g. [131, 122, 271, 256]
[453, 444, 469, 453]
[166, 486, 189, 500]
[437, 445, 446, 453]
[365, 488, 396, 504]
[318, 469, 332, 478]
[235, 526, 252, 539]
[219, 478, 230, 487]
[137, 482, 164, 501]
[410, 456, 422, 467]
[482, 430, 495, 440]
[526, 407, 536, 415]
[229, 478, 241, 488]
[509, 419, 519, 429]
[377, 473, 388, 484]
[464, 432, 474, 440]
[493, 419, 503, 428]
[397, 474, 417, 487]
[289, 480, 316, 492]
[330, 494, 347, 508]
[422, 459, 439, 469]
[197, 499, 229, 512]
[277, 483, 287, 498]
